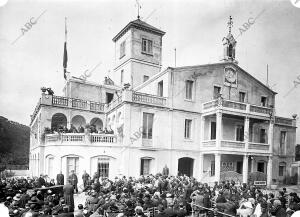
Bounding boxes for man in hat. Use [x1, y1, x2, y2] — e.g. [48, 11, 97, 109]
[63, 179, 75, 212]
[82, 170, 90, 191]
[57, 171, 65, 185]
[69, 170, 78, 193]
[37, 174, 46, 188]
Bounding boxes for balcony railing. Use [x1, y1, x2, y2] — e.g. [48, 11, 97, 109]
[221, 140, 245, 149]
[223, 100, 247, 110]
[249, 105, 271, 115]
[201, 140, 270, 153]
[52, 96, 68, 106]
[62, 134, 85, 142]
[202, 140, 216, 148]
[91, 134, 117, 143]
[133, 92, 166, 106]
[248, 142, 269, 151]
[275, 117, 294, 126]
[202, 99, 272, 117]
[45, 133, 117, 144]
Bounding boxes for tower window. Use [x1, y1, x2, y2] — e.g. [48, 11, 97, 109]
[120, 41, 126, 58]
[239, 92, 246, 103]
[120, 70, 124, 84]
[143, 75, 149, 82]
[228, 44, 233, 58]
[213, 86, 221, 99]
[142, 38, 153, 54]
[158, 80, 163, 97]
[185, 80, 194, 100]
[261, 96, 267, 107]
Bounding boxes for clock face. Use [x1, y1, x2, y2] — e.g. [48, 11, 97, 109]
[225, 68, 237, 83]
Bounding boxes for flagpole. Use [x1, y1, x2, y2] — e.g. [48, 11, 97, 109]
[63, 17, 68, 80]
[65, 17, 67, 42]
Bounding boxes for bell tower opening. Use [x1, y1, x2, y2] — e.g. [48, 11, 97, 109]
[222, 16, 238, 64]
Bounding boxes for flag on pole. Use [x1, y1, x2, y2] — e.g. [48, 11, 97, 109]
[63, 17, 68, 80]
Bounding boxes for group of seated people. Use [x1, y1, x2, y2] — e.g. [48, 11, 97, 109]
[48, 125, 114, 135]
[1, 173, 300, 217]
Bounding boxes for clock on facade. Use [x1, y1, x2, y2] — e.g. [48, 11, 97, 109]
[224, 67, 237, 87]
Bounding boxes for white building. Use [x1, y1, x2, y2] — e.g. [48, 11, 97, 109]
[29, 17, 297, 186]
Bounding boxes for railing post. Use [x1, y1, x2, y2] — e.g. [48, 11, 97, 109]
[41, 93, 53, 105]
[122, 89, 133, 102]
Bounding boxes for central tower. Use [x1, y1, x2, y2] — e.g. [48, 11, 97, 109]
[112, 18, 165, 88]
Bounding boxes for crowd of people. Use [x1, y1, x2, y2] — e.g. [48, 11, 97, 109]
[1, 171, 300, 217]
[46, 125, 114, 135]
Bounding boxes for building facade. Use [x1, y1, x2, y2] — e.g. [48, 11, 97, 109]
[29, 17, 297, 186]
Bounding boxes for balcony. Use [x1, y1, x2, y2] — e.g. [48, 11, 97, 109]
[202, 99, 272, 118]
[248, 142, 269, 151]
[106, 90, 167, 112]
[201, 139, 269, 154]
[45, 133, 117, 145]
[275, 117, 296, 127]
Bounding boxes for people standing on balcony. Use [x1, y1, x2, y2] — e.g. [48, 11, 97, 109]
[103, 127, 109, 134]
[77, 125, 84, 133]
[70, 124, 78, 133]
[107, 126, 114, 134]
[69, 170, 78, 194]
[57, 171, 64, 185]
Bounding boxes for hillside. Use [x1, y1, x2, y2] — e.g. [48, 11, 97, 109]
[0, 116, 30, 169]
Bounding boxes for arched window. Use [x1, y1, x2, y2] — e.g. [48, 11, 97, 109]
[228, 44, 233, 58]
[90, 118, 103, 130]
[71, 115, 86, 129]
[51, 113, 67, 130]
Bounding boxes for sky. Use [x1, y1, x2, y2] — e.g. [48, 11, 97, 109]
[0, 0, 299, 142]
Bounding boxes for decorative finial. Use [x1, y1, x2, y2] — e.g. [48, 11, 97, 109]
[136, 0, 141, 19]
[227, 16, 233, 34]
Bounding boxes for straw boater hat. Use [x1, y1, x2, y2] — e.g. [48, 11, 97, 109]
[13, 194, 21, 201]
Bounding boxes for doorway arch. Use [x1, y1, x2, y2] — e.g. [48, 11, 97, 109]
[178, 157, 194, 177]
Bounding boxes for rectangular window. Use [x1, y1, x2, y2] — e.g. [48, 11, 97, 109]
[280, 131, 286, 154]
[236, 125, 244, 141]
[98, 158, 109, 178]
[261, 96, 267, 107]
[106, 92, 114, 104]
[184, 119, 192, 139]
[211, 121, 216, 140]
[239, 92, 246, 103]
[185, 80, 193, 100]
[120, 70, 124, 84]
[158, 80, 163, 97]
[120, 41, 126, 58]
[143, 113, 154, 139]
[279, 163, 286, 176]
[211, 161, 215, 176]
[213, 86, 221, 99]
[140, 158, 151, 175]
[142, 38, 153, 54]
[67, 157, 79, 178]
[260, 128, 266, 143]
[143, 75, 149, 82]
